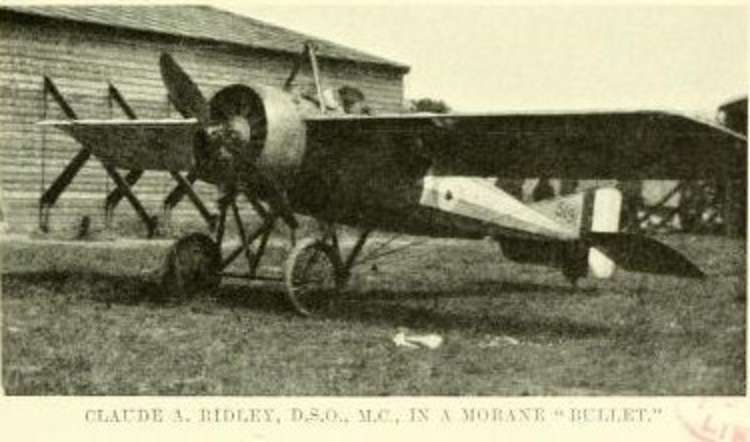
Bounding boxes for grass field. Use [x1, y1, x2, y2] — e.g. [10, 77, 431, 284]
[1, 233, 745, 395]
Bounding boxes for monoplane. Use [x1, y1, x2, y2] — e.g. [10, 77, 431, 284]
[41, 47, 747, 315]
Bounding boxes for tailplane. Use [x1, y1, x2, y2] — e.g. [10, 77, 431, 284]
[584, 232, 705, 279]
[499, 186, 704, 281]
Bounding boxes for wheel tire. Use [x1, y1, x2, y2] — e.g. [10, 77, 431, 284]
[284, 238, 343, 317]
[161, 233, 221, 301]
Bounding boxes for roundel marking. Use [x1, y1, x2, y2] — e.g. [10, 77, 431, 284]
[435, 178, 461, 212]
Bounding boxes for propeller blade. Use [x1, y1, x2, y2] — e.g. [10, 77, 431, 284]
[159, 53, 210, 125]
[266, 186, 298, 229]
[159, 58, 298, 230]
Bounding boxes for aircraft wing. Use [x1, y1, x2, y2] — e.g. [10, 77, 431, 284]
[39, 119, 199, 171]
[305, 111, 746, 179]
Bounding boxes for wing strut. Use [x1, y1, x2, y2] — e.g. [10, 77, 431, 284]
[283, 41, 327, 113]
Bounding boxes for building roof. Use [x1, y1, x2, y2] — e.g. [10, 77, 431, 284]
[1, 5, 410, 72]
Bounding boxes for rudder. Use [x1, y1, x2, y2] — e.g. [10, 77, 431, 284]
[528, 187, 623, 279]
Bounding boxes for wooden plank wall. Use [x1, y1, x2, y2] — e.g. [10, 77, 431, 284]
[0, 13, 405, 234]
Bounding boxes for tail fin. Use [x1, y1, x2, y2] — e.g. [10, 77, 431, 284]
[530, 187, 622, 279]
[585, 232, 705, 279]
[585, 188, 622, 279]
[504, 187, 705, 280]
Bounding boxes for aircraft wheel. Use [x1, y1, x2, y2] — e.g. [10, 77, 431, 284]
[161, 232, 221, 300]
[284, 238, 344, 317]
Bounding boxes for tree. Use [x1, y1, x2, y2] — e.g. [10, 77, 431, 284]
[407, 98, 451, 114]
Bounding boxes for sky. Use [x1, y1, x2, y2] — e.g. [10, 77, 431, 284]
[228, 3, 747, 115]
[21, 0, 748, 115]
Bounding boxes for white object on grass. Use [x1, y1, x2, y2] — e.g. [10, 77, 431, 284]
[393, 332, 443, 349]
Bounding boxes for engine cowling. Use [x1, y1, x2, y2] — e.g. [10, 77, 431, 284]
[197, 84, 308, 190]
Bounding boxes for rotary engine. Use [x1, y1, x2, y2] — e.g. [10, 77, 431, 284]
[195, 84, 309, 192]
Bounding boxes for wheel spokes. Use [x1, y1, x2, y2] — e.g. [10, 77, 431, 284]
[284, 239, 342, 316]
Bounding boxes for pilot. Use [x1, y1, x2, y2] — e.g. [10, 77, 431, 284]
[298, 84, 373, 115]
[337, 86, 372, 115]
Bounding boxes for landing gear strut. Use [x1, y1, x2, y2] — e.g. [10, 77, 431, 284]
[161, 191, 372, 316]
[562, 241, 589, 290]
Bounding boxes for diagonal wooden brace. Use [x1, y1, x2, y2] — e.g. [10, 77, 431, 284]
[105, 170, 143, 225]
[163, 170, 197, 209]
[39, 148, 92, 232]
[38, 76, 158, 236]
[104, 83, 144, 225]
[39, 76, 88, 231]
[165, 171, 218, 231]
[104, 162, 158, 237]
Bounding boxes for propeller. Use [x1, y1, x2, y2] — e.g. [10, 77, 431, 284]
[159, 52, 298, 229]
[159, 53, 210, 125]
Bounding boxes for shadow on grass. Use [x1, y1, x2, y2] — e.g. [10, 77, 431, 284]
[4, 270, 609, 340]
[3, 270, 294, 313]
[366, 279, 598, 299]
[336, 291, 609, 340]
[3, 270, 181, 307]
[215, 282, 609, 340]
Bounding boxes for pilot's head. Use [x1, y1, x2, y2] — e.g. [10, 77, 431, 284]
[338, 86, 366, 113]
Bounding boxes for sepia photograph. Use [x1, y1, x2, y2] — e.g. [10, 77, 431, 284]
[0, 0, 746, 405]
